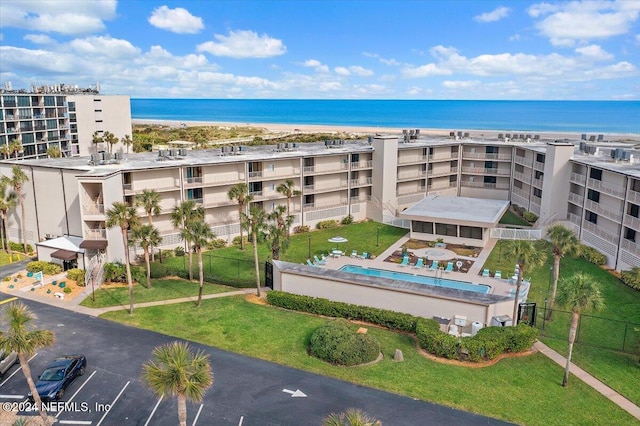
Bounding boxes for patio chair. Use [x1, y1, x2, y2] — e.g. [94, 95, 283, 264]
[494, 271, 502, 279]
[482, 269, 490, 277]
[444, 262, 454, 273]
[430, 260, 439, 270]
[314, 255, 326, 265]
[306, 259, 317, 267]
[360, 252, 368, 260]
[413, 258, 424, 269]
[399, 255, 409, 267]
[350, 250, 358, 258]
[321, 254, 329, 263]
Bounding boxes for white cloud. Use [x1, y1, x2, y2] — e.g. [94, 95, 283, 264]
[509, 34, 521, 41]
[402, 63, 451, 78]
[349, 65, 373, 76]
[442, 80, 481, 89]
[584, 61, 636, 78]
[24, 34, 54, 44]
[148, 6, 204, 34]
[334, 66, 350, 76]
[474, 6, 511, 23]
[363, 52, 401, 66]
[197, 30, 286, 58]
[302, 59, 329, 73]
[0, 0, 116, 34]
[529, 0, 640, 46]
[575, 44, 613, 61]
[70, 36, 140, 60]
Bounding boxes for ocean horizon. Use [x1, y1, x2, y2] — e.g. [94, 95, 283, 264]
[131, 99, 640, 135]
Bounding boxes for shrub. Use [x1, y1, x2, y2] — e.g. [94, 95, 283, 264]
[208, 238, 227, 249]
[316, 220, 339, 230]
[309, 319, 380, 366]
[26, 261, 48, 273]
[26, 261, 61, 275]
[293, 225, 310, 234]
[149, 262, 169, 279]
[158, 248, 174, 259]
[3, 276, 10, 282]
[232, 236, 248, 247]
[103, 262, 127, 283]
[174, 246, 185, 257]
[415, 319, 459, 359]
[9, 241, 33, 253]
[66, 268, 86, 285]
[340, 215, 354, 225]
[523, 211, 538, 223]
[507, 323, 539, 352]
[578, 244, 607, 265]
[620, 268, 640, 291]
[131, 266, 146, 285]
[63, 287, 72, 294]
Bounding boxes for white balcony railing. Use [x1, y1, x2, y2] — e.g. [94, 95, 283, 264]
[462, 152, 512, 160]
[582, 221, 620, 245]
[585, 199, 622, 222]
[82, 203, 104, 215]
[587, 178, 626, 198]
[84, 229, 106, 239]
[397, 155, 428, 165]
[623, 214, 640, 230]
[570, 172, 586, 185]
[513, 171, 531, 183]
[628, 189, 640, 205]
[568, 192, 584, 205]
[350, 160, 373, 169]
[460, 181, 510, 190]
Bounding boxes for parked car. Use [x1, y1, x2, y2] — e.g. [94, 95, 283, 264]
[0, 350, 18, 376]
[29, 355, 86, 401]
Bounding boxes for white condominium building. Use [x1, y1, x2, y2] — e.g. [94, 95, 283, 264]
[0, 132, 638, 271]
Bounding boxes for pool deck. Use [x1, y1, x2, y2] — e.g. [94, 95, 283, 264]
[320, 235, 519, 298]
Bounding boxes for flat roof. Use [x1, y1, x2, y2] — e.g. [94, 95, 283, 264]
[400, 195, 509, 227]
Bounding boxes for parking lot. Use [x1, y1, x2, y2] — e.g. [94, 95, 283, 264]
[0, 299, 512, 425]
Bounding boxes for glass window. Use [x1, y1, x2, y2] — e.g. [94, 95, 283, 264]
[536, 153, 545, 163]
[516, 148, 526, 158]
[624, 227, 636, 242]
[533, 188, 542, 198]
[586, 211, 598, 224]
[628, 203, 639, 218]
[589, 168, 602, 180]
[17, 96, 30, 107]
[412, 221, 433, 234]
[435, 223, 457, 236]
[460, 226, 482, 239]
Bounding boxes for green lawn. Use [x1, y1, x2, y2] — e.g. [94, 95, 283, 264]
[482, 243, 640, 405]
[102, 296, 638, 426]
[80, 279, 235, 308]
[0, 251, 26, 267]
[498, 209, 532, 227]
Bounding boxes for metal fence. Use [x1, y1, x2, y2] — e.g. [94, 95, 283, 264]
[535, 305, 640, 355]
[156, 252, 258, 288]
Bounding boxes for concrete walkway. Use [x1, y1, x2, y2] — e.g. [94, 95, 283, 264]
[534, 341, 640, 421]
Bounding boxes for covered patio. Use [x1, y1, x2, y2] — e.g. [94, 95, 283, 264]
[36, 235, 86, 270]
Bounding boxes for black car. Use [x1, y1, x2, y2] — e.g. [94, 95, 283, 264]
[29, 355, 86, 401]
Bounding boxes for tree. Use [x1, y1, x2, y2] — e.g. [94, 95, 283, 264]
[227, 183, 253, 250]
[91, 131, 103, 153]
[266, 205, 293, 260]
[142, 341, 213, 426]
[9, 139, 22, 159]
[105, 201, 140, 314]
[170, 200, 204, 281]
[47, 146, 62, 158]
[121, 134, 133, 153]
[241, 205, 266, 297]
[0, 302, 55, 425]
[323, 408, 382, 426]
[546, 224, 580, 319]
[556, 273, 604, 387]
[136, 189, 162, 260]
[0, 143, 10, 159]
[0, 179, 17, 253]
[502, 240, 547, 325]
[180, 220, 215, 307]
[130, 224, 161, 289]
[103, 131, 118, 154]
[3, 166, 29, 254]
[276, 179, 301, 236]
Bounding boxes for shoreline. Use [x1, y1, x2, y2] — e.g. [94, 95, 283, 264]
[132, 118, 640, 142]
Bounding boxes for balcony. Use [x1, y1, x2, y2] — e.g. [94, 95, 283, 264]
[429, 167, 458, 177]
[460, 181, 510, 190]
[570, 172, 586, 185]
[350, 177, 372, 187]
[585, 199, 622, 222]
[462, 152, 512, 160]
[303, 200, 348, 212]
[261, 167, 301, 179]
[513, 171, 531, 184]
[84, 228, 107, 240]
[532, 178, 543, 188]
[427, 182, 457, 190]
[624, 214, 640, 230]
[567, 212, 582, 226]
[204, 196, 235, 208]
[621, 239, 640, 257]
[184, 177, 203, 187]
[512, 187, 530, 198]
[397, 170, 427, 180]
[350, 195, 371, 204]
[568, 192, 584, 205]
[303, 181, 349, 194]
[303, 163, 348, 174]
[397, 155, 428, 165]
[587, 178, 625, 199]
[83, 203, 104, 215]
[533, 161, 545, 171]
[461, 167, 511, 176]
[582, 221, 620, 245]
[628, 189, 640, 205]
[350, 160, 373, 169]
[429, 153, 458, 161]
[248, 171, 263, 180]
[514, 156, 533, 167]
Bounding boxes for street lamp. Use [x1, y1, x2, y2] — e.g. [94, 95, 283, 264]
[308, 235, 311, 258]
[543, 298, 548, 330]
[376, 226, 380, 247]
[547, 266, 553, 294]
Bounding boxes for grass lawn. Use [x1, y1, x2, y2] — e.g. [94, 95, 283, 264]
[102, 296, 638, 426]
[482, 242, 640, 405]
[0, 251, 26, 267]
[499, 209, 532, 227]
[80, 279, 235, 308]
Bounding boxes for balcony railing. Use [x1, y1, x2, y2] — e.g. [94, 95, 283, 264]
[567, 212, 582, 226]
[462, 152, 512, 160]
[621, 239, 640, 256]
[582, 221, 620, 245]
[461, 167, 511, 175]
[262, 168, 301, 179]
[350, 160, 373, 169]
[427, 182, 457, 190]
[512, 187, 530, 198]
[429, 167, 458, 177]
[624, 214, 640, 230]
[585, 199, 622, 222]
[532, 178, 543, 188]
[460, 181, 510, 190]
[568, 192, 584, 205]
[84, 229, 107, 239]
[185, 177, 203, 185]
[303, 182, 349, 193]
[248, 171, 263, 179]
[514, 156, 533, 167]
[587, 178, 626, 198]
[628, 189, 640, 205]
[350, 177, 372, 186]
[570, 172, 586, 185]
[513, 171, 531, 184]
[303, 164, 348, 174]
[397, 187, 426, 196]
[82, 203, 104, 215]
[303, 200, 348, 211]
[350, 195, 371, 204]
[397, 170, 427, 180]
[397, 155, 428, 165]
[534, 161, 545, 171]
[429, 153, 458, 161]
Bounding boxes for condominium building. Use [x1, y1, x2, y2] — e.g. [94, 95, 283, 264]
[0, 83, 131, 159]
[0, 132, 638, 272]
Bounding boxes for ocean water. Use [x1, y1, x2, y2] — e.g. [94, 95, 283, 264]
[131, 99, 640, 134]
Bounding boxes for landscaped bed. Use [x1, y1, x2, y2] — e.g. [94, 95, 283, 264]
[1, 272, 84, 301]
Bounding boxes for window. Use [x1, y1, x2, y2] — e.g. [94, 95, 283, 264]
[486, 146, 498, 154]
[304, 176, 313, 186]
[350, 188, 359, 197]
[624, 227, 636, 242]
[351, 153, 359, 163]
[632, 179, 640, 192]
[586, 211, 598, 224]
[485, 161, 495, 169]
[304, 157, 314, 167]
[304, 194, 314, 205]
[533, 188, 542, 198]
[515, 164, 524, 173]
[460, 226, 482, 239]
[484, 176, 496, 184]
[628, 203, 639, 218]
[516, 148, 526, 158]
[413, 221, 433, 234]
[44, 96, 55, 107]
[514, 180, 522, 189]
[587, 189, 600, 203]
[435, 223, 457, 237]
[17, 96, 30, 107]
[536, 153, 545, 163]
[589, 168, 602, 180]
[249, 182, 262, 193]
[187, 188, 203, 202]
[534, 170, 543, 180]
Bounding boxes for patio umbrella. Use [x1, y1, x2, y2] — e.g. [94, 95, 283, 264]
[328, 236, 348, 250]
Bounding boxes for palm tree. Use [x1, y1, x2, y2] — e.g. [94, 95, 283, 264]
[47, 146, 62, 158]
[142, 341, 213, 426]
[227, 183, 253, 250]
[241, 205, 266, 297]
[276, 179, 301, 236]
[136, 189, 162, 261]
[556, 273, 604, 387]
[91, 131, 103, 153]
[267, 205, 293, 260]
[502, 240, 547, 325]
[0, 302, 55, 426]
[546, 224, 580, 319]
[170, 200, 204, 281]
[323, 408, 382, 426]
[130, 224, 161, 289]
[103, 131, 118, 153]
[105, 201, 140, 314]
[180, 220, 215, 307]
[0, 179, 17, 253]
[9, 139, 22, 158]
[3, 166, 29, 254]
[0, 143, 10, 159]
[121, 134, 133, 153]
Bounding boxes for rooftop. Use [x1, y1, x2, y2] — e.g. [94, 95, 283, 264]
[401, 195, 510, 227]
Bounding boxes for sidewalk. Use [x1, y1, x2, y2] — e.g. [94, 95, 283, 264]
[534, 341, 640, 421]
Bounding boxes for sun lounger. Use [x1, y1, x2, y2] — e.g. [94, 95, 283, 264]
[314, 255, 326, 265]
[399, 255, 409, 267]
[430, 260, 439, 270]
[413, 258, 424, 269]
[307, 259, 317, 267]
[494, 270, 502, 279]
[360, 252, 368, 260]
[444, 262, 454, 273]
[482, 269, 490, 277]
[350, 250, 358, 258]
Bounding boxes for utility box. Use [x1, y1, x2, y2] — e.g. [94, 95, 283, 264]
[454, 315, 467, 327]
[491, 315, 513, 327]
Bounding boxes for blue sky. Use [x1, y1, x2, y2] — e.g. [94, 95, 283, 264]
[0, 0, 639, 99]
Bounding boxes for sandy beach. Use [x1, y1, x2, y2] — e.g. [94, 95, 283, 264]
[133, 118, 640, 142]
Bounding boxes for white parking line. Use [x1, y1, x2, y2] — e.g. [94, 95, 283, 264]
[0, 394, 24, 399]
[56, 370, 96, 418]
[58, 421, 92, 425]
[192, 404, 204, 426]
[238, 415, 244, 426]
[144, 395, 163, 426]
[0, 353, 39, 388]
[95, 380, 129, 426]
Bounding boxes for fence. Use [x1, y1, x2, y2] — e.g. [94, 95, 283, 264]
[534, 305, 640, 355]
[155, 252, 258, 288]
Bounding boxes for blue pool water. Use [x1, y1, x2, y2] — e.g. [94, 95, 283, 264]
[339, 265, 491, 294]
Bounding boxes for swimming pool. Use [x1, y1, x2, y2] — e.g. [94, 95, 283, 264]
[339, 265, 491, 294]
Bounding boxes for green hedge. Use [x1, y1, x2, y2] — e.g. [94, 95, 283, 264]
[620, 267, 640, 291]
[523, 211, 538, 223]
[316, 220, 339, 230]
[66, 268, 86, 285]
[309, 319, 380, 366]
[266, 291, 419, 332]
[103, 262, 127, 283]
[578, 244, 607, 265]
[9, 241, 33, 253]
[26, 261, 62, 275]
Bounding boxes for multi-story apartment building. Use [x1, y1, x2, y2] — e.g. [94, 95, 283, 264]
[0, 132, 638, 272]
[0, 83, 131, 159]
